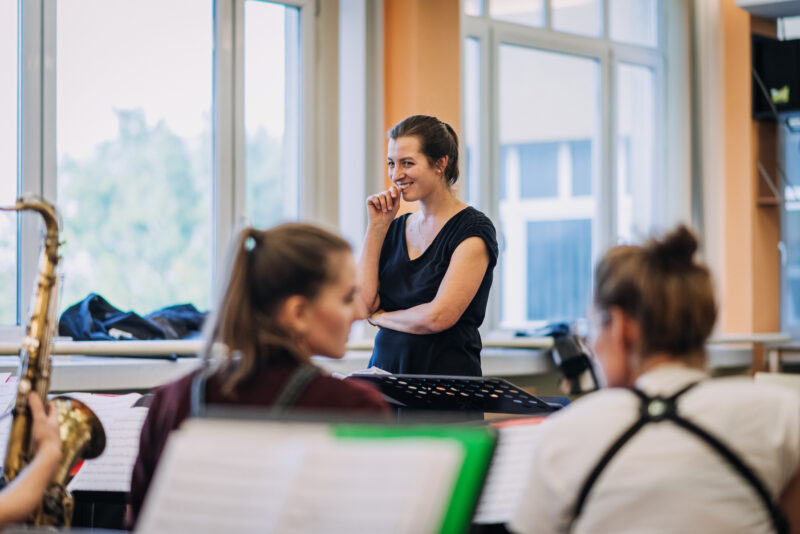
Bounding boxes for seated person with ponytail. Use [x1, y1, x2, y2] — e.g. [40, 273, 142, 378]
[511, 226, 800, 534]
[129, 223, 390, 527]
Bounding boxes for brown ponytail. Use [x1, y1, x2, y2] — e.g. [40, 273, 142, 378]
[201, 223, 351, 397]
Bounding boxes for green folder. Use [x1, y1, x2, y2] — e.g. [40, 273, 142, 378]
[333, 424, 497, 534]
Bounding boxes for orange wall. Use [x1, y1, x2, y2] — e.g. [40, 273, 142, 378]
[720, 0, 780, 333]
[383, 0, 460, 198]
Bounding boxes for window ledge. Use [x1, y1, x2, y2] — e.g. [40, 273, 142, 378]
[0, 334, 787, 392]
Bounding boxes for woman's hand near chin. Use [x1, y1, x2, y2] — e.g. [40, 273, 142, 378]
[366, 185, 401, 228]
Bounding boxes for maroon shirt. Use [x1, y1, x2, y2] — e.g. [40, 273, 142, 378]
[128, 361, 390, 527]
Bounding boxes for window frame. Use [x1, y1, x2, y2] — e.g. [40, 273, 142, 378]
[1, 0, 318, 341]
[779, 127, 800, 340]
[462, 0, 667, 332]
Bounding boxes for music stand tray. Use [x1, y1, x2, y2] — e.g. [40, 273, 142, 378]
[351, 374, 560, 415]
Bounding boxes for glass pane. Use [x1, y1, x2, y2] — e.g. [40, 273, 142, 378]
[781, 123, 800, 331]
[490, 0, 544, 28]
[527, 219, 592, 321]
[570, 140, 592, 196]
[519, 142, 559, 198]
[552, 0, 602, 37]
[464, 37, 481, 206]
[609, 0, 657, 47]
[464, 0, 484, 17]
[498, 44, 599, 325]
[0, 0, 17, 325]
[785, 193, 800, 330]
[616, 64, 655, 243]
[245, 1, 301, 229]
[779, 16, 800, 40]
[57, 0, 213, 317]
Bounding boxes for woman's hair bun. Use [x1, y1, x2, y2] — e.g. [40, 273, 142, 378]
[649, 224, 698, 267]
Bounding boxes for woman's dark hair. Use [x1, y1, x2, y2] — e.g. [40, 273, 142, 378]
[201, 222, 352, 396]
[593, 225, 717, 360]
[388, 115, 460, 185]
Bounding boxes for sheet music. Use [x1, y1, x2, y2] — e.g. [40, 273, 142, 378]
[0, 373, 14, 413]
[62, 392, 142, 428]
[137, 420, 463, 534]
[0, 387, 144, 473]
[473, 420, 544, 525]
[0, 376, 18, 465]
[68, 406, 149, 492]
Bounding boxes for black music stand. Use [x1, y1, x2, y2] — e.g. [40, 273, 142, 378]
[351, 374, 562, 421]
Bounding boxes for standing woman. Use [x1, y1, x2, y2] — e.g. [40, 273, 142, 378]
[129, 223, 390, 527]
[358, 115, 498, 376]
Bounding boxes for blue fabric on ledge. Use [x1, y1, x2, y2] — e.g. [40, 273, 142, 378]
[58, 293, 206, 341]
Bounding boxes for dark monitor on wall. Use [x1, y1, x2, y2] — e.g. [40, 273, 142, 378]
[753, 34, 800, 119]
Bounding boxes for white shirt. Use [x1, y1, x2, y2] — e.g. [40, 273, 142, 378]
[510, 364, 800, 534]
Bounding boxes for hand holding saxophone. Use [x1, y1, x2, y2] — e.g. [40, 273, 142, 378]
[29, 392, 61, 475]
[0, 393, 63, 527]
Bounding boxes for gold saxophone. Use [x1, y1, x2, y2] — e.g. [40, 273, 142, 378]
[1, 196, 105, 526]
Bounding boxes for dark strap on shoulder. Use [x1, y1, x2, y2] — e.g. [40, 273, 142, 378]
[668, 416, 789, 534]
[270, 365, 319, 414]
[571, 382, 788, 534]
[190, 364, 320, 418]
[190, 369, 210, 418]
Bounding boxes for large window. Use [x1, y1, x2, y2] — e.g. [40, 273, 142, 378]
[57, 0, 213, 314]
[2, 0, 314, 333]
[497, 46, 599, 325]
[464, 0, 663, 329]
[0, 0, 17, 325]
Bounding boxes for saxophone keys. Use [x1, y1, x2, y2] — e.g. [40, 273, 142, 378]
[23, 336, 40, 353]
[17, 378, 31, 394]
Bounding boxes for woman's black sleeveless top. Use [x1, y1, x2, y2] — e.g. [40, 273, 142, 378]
[368, 207, 498, 376]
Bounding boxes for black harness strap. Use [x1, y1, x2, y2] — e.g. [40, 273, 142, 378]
[667, 416, 789, 534]
[573, 382, 697, 520]
[570, 382, 788, 534]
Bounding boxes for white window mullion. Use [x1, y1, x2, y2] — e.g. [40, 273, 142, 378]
[338, 0, 367, 248]
[299, 0, 316, 222]
[478, 27, 493, 213]
[233, 0, 245, 223]
[544, 0, 552, 30]
[212, 0, 239, 295]
[598, 49, 615, 255]
[487, 24, 502, 332]
[338, 0, 383, 250]
[18, 0, 55, 325]
[42, 0, 56, 204]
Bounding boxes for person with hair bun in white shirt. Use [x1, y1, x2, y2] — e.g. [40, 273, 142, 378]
[511, 225, 800, 534]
